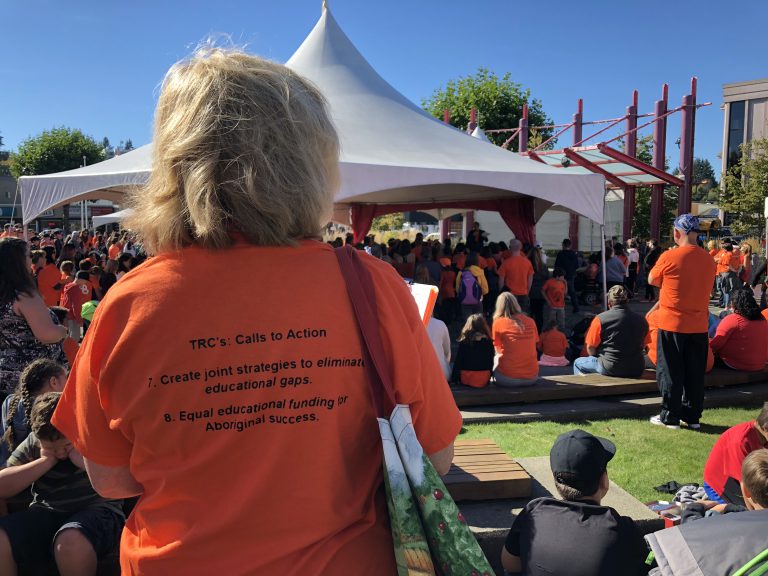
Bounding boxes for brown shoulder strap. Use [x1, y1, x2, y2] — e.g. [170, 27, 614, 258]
[334, 246, 397, 417]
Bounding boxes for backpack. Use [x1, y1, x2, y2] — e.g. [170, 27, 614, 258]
[458, 270, 481, 305]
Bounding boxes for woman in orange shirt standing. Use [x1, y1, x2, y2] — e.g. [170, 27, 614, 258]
[492, 292, 539, 387]
[48, 48, 461, 576]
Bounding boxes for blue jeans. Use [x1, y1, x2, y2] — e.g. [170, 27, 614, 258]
[703, 482, 726, 504]
[573, 356, 605, 375]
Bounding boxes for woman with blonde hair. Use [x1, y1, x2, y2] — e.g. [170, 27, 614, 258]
[492, 292, 539, 387]
[50, 48, 461, 576]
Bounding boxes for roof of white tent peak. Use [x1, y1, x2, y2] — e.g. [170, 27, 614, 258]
[286, 3, 605, 223]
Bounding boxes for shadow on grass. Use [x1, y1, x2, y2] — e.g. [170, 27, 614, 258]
[695, 423, 730, 435]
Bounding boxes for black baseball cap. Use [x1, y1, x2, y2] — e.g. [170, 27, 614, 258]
[550, 429, 616, 482]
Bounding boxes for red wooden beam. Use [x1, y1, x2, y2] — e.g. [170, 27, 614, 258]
[526, 151, 547, 164]
[597, 144, 684, 187]
[563, 148, 625, 189]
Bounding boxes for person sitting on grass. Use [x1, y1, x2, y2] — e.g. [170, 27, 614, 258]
[709, 287, 768, 372]
[573, 285, 648, 378]
[537, 320, 569, 367]
[0, 392, 125, 576]
[501, 429, 649, 576]
[702, 402, 768, 506]
[683, 448, 768, 522]
[450, 313, 494, 388]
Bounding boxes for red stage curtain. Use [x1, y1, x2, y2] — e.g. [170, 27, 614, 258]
[351, 205, 378, 244]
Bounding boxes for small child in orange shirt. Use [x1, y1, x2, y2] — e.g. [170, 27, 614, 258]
[542, 268, 567, 332]
[538, 320, 570, 367]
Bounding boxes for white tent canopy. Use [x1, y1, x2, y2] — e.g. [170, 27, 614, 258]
[92, 207, 134, 228]
[19, 4, 604, 230]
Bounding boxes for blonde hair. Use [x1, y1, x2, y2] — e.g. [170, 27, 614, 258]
[493, 292, 522, 320]
[127, 46, 340, 253]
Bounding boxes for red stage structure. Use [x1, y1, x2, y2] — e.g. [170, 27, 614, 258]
[485, 79, 710, 242]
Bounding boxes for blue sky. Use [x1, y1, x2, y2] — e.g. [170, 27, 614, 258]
[2, 0, 766, 177]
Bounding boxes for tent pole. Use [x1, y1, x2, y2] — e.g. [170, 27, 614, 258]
[601, 225, 608, 310]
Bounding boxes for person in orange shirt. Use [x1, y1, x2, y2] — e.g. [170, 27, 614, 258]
[36, 248, 63, 308]
[537, 320, 569, 367]
[107, 234, 122, 261]
[492, 292, 539, 386]
[497, 239, 534, 311]
[49, 49, 462, 576]
[649, 214, 717, 429]
[542, 268, 567, 332]
[716, 241, 742, 308]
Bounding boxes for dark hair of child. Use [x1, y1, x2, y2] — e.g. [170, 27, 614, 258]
[75, 270, 90, 281]
[60, 260, 75, 276]
[552, 267, 565, 278]
[30, 392, 64, 443]
[542, 319, 560, 333]
[49, 306, 68, 325]
[757, 402, 768, 431]
[458, 313, 491, 343]
[4, 360, 66, 451]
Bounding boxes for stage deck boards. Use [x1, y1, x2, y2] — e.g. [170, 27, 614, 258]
[444, 440, 532, 501]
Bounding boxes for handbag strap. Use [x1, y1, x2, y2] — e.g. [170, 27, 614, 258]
[334, 246, 397, 418]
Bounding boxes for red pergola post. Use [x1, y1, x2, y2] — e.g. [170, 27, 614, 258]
[678, 78, 697, 216]
[623, 90, 639, 239]
[650, 85, 668, 241]
[569, 99, 584, 248]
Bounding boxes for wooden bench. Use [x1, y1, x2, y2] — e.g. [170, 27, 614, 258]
[444, 440, 532, 501]
[452, 367, 768, 408]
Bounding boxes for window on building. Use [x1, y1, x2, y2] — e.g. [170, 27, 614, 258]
[726, 100, 746, 171]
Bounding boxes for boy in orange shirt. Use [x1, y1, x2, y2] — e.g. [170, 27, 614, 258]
[60, 272, 91, 341]
[542, 268, 567, 332]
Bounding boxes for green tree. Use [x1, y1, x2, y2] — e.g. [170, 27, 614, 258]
[10, 127, 105, 229]
[124, 138, 134, 151]
[691, 158, 718, 202]
[371, 212, 405, 232]
[421, 67, 553, 150]
[721, 138, 768, 236]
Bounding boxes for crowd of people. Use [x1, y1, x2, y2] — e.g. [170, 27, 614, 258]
[1, 48, 767, 575]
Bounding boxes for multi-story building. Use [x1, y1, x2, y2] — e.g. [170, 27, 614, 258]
[722, 78, 768, 175]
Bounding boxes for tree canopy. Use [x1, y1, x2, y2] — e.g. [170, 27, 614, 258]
[421, 67, 553, 150]
[721, 138, 768, 236]
[10, 127, 104, 179]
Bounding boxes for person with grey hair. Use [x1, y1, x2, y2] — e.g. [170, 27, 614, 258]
[573, 285, 648, 377]
[50, 47, 461, 575]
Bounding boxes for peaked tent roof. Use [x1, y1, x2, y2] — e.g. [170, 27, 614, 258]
[19, 4, 605, 226]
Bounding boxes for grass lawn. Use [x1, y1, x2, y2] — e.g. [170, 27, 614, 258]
[460, 404, 764, 503]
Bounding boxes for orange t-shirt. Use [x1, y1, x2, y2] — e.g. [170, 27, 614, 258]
[498, 255, 534, 296]
[108, 243, 122, 261]
[37, 263, 62, 307]
[538, 329, 567, 357]
[452, 252, 467, 270]
[716, 250, 740, 274]
[542, 278, 566, 308]
[492, 315, 539, 379]
[440, 269, 457, 299]
[52, 241, 462, 576]
[646, 309, 713, 371]
[650, 245, 717, 333]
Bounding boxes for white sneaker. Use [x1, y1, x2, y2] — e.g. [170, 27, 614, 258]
[650, 415, 680, 429]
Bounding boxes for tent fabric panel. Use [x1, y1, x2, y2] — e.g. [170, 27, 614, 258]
[92, 208, 134, 227]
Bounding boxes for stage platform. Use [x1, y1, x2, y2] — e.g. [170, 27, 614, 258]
[451, 367, 768, 408]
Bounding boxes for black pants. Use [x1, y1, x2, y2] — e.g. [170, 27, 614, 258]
[656, 330, 708, 425]
[530, 298, 545, 332]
